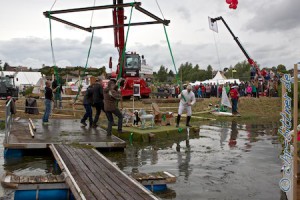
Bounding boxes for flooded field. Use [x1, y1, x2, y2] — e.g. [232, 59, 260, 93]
[0, 121, 283, 199]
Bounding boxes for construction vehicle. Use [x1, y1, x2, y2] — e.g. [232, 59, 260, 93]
[44, 0, 170, 98]
[209, 16, 261, 76]
[0, 72, 18, 100]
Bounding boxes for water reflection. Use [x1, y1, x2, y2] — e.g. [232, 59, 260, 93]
[229, 120, 238, 148]
[176, 129, 192, 181]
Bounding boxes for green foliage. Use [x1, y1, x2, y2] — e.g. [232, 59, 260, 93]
[39, 66, 107, 78]
[224, 60, 251, 81]
[277, 64, 287, 73]
[0, 121, 4, 130]
[24, 86, 34, 96]
[3, 62, 10, 71]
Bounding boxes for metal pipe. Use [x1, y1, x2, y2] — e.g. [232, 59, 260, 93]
[44, 2, 141, 15]
[91, 21, 170, 30]
[44, 15, 91, 32]
[135, 6, 170, 26]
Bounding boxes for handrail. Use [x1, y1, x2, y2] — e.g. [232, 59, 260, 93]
[5, 99, 13, 144]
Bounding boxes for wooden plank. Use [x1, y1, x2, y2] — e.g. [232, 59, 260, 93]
[293, 63, 298, 200]
[61, 145, 108, 200]
[87, 148, 157, 200]
[56, 145, 98, 200]
[81, 149, 144, 200]
[50, 144, 86, 200]
[71, 146, 124, 200]
[64, 145, 120, 200]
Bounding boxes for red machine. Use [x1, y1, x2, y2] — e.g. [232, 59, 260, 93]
[44, 0, 170, 98]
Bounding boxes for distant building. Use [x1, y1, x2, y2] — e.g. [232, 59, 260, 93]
[5, 66, 29, 72]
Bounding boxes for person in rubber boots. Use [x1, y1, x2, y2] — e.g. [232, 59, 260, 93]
[176, 85, 196, 128]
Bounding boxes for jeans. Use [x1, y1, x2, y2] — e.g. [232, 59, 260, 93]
[231, 99, 238, 113]
[81, 104, 93, 125]
[93, 102, 105, 125]
[106, 109, 123, 135]
[43, 99, 52, 122]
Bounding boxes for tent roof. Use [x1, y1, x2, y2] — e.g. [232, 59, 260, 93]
[212, 71, 226, 81]
[1, 71, 42, 86]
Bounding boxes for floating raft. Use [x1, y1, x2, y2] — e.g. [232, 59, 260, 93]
[131, 171, 176, 192]
[1, 172, 66, 189]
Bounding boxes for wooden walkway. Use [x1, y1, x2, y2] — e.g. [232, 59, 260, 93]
[5, 119, 125, 149]
[50, 144, 158, 200]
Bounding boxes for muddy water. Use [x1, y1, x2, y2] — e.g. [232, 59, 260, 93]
[0, 121, 282, 199]
[104, 121, 282, 200]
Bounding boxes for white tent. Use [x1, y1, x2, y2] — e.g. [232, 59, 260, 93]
[1, 71, 42, 86]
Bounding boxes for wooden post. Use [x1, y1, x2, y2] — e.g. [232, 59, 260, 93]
[293, 64, 298, 200]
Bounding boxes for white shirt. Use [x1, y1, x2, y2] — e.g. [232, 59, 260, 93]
[178, 89, 196, 106]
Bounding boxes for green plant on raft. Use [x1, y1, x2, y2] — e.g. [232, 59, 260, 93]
[0, 121, 5, 130]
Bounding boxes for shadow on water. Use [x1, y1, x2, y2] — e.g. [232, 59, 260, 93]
[0, 120, 285, 200]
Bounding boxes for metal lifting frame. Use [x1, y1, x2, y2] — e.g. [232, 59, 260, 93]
[43, 2, 170, 32]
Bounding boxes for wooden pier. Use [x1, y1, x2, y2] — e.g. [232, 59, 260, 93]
[4, 119, 126, 149]
[50, 144, 158, 200]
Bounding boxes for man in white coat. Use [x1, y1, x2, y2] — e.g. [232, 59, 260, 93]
[176, 85, 196, 127]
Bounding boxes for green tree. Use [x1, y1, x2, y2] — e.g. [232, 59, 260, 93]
[277, 64, 287, 73]
[3, 62, 10, 71]
[155, 65, 169, 82]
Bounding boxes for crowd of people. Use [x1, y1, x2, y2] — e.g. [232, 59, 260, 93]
[150, 76, 279, 99]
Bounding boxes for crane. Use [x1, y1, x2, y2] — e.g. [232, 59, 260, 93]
[210, 16, 261, 78]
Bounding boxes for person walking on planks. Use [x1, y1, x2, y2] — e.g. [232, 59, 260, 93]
[92, 78, 105, 128]
[42, 80, 58, 125]
[81, 84, 94, 127]
[104, 80, 123, 136]
[176, 85, 196, 128]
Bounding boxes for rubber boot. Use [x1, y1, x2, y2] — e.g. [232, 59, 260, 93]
[186, 116, 192, 127]
[176, 115, 181, 128]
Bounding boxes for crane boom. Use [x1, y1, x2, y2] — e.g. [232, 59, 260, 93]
[210, 16, 261, 76]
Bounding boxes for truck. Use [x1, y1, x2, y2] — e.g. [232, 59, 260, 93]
[0, 73, 18, 100]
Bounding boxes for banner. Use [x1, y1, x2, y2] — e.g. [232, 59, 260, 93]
[133, 84, 140, 97]
[208, 17, 218, 33]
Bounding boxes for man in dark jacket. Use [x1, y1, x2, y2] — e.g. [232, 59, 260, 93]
[92, 78, 104, 128]
[104, 80, 123, 136]
[81, 85, 93, 127]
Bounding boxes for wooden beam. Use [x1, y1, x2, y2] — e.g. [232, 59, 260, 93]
[50, 144, 86, 200]
[293, 63, 298, 200]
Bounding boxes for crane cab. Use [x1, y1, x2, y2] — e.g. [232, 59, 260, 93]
[124, 53, 141, 77]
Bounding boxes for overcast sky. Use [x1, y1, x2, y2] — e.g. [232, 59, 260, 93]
[0, 0, 299, 72]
